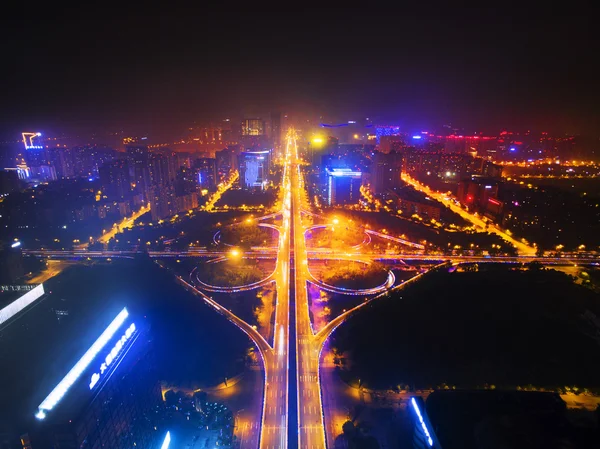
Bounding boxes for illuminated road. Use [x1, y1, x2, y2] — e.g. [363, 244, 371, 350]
[203, 170, 239, 212]
[24, 248, 599, 267]
[401, 172, 537, 255]
[289, 132, 328, 449]
[259, 136, 293, 449]
[98, 203, 150, 244]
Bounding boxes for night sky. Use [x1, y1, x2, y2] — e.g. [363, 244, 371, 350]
[1, 5, 598, 139]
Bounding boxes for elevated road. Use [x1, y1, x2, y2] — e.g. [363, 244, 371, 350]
[289, 134, 328, 449]
[259, 136, 293, 449]
[24, 248, 598, 267]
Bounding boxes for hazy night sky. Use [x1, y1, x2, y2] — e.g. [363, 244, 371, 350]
[1, 5, 598, 140]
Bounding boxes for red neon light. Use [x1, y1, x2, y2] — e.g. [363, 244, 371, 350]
[488, 198, 501, 206]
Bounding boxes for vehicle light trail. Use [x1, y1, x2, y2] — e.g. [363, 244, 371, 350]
[278, 326, 285, 356]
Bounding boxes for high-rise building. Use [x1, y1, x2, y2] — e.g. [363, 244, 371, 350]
[325, 167, 362, 205]
[47, 147, 75, 179]
[149, 184, 176, 221]
[457, 176, 502, 214]
[239, 150, 270, 190]
[24, 147, 48, 170]
[175, 192, 199, 212]
[149, 153, 174, 189]
[99, 159, 132, 200]
[29, 165, 57, 182]
[175, 166, 199, 196]
[127, 145, 152, 201]
[87, 146, 117, 177]
[193, 158, 217, 191]
[242, 118, 265, 136]
[371, 151, 403, 194]
[270, 112, 281, 148]
[0, 298, 163, 449]
[215, 146, 240, 181]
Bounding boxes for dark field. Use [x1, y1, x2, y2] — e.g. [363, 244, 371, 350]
[332, 267, 600, 391]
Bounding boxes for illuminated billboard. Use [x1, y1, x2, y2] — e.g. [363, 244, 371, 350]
[0, 283, 45, 328]
[35, 307, 134, 420]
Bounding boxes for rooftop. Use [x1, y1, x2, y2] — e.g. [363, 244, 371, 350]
[0, 267, 147, 435]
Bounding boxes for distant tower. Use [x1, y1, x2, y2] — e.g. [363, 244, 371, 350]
[242, 119, 265, 136]
[371, 151, 403, 194]
[270, 112, 281, 148]
[22, 132, 43, 150]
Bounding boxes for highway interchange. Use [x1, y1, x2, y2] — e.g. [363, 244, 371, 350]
[22, 131, 600, 449]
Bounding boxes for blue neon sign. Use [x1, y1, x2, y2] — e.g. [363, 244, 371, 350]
[89, 322, 136, 389]
[160, 431, 171, 449]
[36, 308, 129, 420]
[411, 397, 433, 446]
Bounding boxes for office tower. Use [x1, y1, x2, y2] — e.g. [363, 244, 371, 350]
[270, 112, 281, 148]
[239, 150, 270, 190]
[371, 151, 403, 194]
[325, 167, 362, 205]
[242, 118, 265, 136]
[24, 147, 48, 170]
[0, 294, 163, 449]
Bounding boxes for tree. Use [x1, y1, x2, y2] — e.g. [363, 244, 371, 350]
[526, 261, 544, 271]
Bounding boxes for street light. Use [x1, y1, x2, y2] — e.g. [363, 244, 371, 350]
[229, 249, 242, 259]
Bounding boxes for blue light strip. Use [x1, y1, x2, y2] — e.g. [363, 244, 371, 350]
[411, 397, 434, 446]
[160, 431, 171, 449]
[35, 307, 129, 419]
[89, 322, 136, 389]
[0, 284, 45, 327]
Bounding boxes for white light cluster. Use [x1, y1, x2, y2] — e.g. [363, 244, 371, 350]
[89, 322, 136, 389]
[411, 397, 433, 446]
[36, 308, 129, 419]
[160, 431, 171, 449]
[0, 283, 44, 327]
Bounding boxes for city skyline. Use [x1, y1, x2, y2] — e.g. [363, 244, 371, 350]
[1, 5, 600, 449]
[2, 127, 599, 448]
